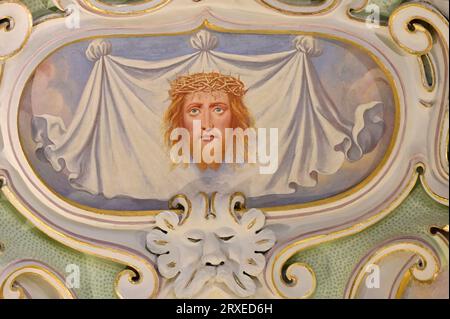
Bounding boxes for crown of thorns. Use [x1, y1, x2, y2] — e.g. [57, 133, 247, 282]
[169, 72, 246, 98]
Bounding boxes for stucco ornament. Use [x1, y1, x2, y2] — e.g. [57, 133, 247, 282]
[146, 193, 276, 298]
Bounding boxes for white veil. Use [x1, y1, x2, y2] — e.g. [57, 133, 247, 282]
[32, 30, 385, 199]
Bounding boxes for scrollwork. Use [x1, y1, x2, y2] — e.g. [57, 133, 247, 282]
[114, 267, 156, 299]
[418, 164, 449, 206]
[389, 2, 448, 56]
[0, 174, 159, 299]
[389, 2, 449, 205]
[265, 164, 425, 299]
[344, 238, 442, 299]
[0, 0, 32, 61]
[0, 260, 76, 299]
[0, 0, 448, 300]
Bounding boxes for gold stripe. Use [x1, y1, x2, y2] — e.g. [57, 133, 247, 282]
[0, 61, 4, 89]
[395, 269, 412, 299]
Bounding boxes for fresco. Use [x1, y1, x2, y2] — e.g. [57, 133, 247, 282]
[18, 29, 397, 212]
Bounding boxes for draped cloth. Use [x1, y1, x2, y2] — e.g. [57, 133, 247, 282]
[32, 31, 385, 199]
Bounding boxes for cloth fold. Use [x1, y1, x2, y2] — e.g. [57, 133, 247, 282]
[32, 31, 385, 199]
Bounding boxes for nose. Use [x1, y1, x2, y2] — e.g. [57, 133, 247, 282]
[201, 234, 226, 267]
[205, 259, 225, 267]
[201, 110, 213, 130]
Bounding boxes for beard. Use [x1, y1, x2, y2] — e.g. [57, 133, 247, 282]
[190, 132, 226, 171]
[215, 263, 256, 298]
[173, 263, 216, 298]
[173, 260, 256, 298]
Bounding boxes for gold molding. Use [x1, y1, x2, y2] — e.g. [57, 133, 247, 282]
[388, 2, 449, 204]
[417, 54, 436, 93]
[94, 0, 161, 8]
[419, 165, 449, 206]
[395, 268, 412, 299]
[169, 194, 192, 224]
[0, 0, 33, 61]
[394, 224, 449, 299]
[114, 268, 143, 299]
[228, 192, 246, 222]
[257, 0, 338, 16]
[0, 61, 4, 89]
[345, 0, 389, 26]
[389, 2, 449, 56]
[429, 224, 449, 245]
[0, 263, 76, 299]
[0, 15, 13, 32]
[345, 240, 441, 298]
[0, 0, 446, 300]
[0, 176, 160, 299]
[347, 0, 369, 16]
[438, 109, 449, 180]
[282, 262, 317, 299]
[79, 0, 171, 16]
[267, 163, 446, 298]
[268, 163, 425, 298]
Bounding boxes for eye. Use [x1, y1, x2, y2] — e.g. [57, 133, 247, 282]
[187, 237, 202, 243]
[213, 107, 225, 114]
[189, 108, 200, 116]
[218, 235, 235, 242]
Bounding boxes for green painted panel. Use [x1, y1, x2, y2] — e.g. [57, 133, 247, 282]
[0, 194, 124, 299]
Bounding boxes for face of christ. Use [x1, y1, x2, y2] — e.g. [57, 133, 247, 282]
[164, 72, 253, 171]
[182, 91, 232, 170]
[182, 91, 232, 149]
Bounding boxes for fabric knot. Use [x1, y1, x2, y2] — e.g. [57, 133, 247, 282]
[293, 36, 323, 57]
[86, 39, 112, 61]
[190, 30, 218, 52]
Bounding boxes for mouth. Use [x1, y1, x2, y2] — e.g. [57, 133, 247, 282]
[201, 133, 215, 142]
[205, 265, 219, 275]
